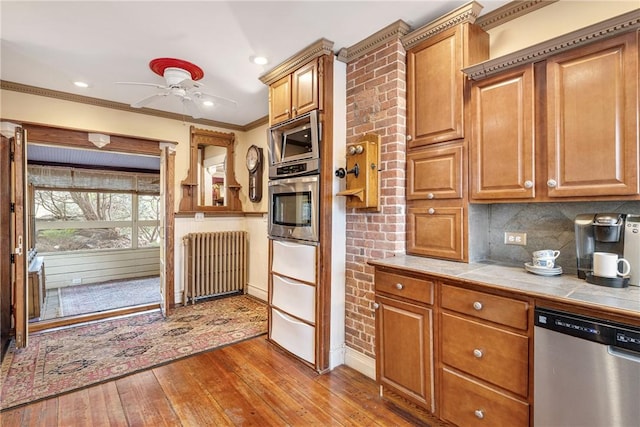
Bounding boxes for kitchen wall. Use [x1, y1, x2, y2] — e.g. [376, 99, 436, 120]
[0, 90, 271, 301]
[340, 0, 640, 378]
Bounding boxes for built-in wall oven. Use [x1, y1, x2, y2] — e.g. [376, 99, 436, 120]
[268, 175, 319, 243]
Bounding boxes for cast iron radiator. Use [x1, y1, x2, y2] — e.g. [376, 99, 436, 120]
[183, 231, 247, 304]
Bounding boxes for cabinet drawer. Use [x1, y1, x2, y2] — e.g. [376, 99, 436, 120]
[441, 313, 529, 397]
[441, 284, 528, 330]
[270, 308, 315, 364]
[272, 240, 316, 283]
[375, 270, 434, 304]
[407, 144, 463, 200]
[271, 273, 315, 323]
[441, 368, 529, 427]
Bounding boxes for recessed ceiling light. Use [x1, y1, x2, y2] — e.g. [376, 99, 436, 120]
[250, 56, 268, 65]
[73, 81, 89, 88]
[202, 100, 214, 107]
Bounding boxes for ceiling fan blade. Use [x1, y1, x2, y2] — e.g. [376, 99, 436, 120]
[116, 81, 167, 89]
[183, 98, 203, 119]
[131, 92, 169, 108]
[192, 91, 238, 109]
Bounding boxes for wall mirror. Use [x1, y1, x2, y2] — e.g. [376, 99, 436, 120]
[179, 126, 242, 213]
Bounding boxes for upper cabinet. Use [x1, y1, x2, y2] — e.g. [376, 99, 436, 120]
[405, 22, 489, 148]
[268, 58, 320, 125]
[545, 31, 638, 198]
[467, 26, 639, 202]
[469, 64, 535, 200]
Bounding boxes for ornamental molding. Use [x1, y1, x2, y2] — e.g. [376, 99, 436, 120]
[0, 80, 267, 131]
[401, 1, 484, 50]
[463, 9, 640, 80]
[337, 20, 411, 63]
[475, 0, 557, 31]
[258, 38, 334, 85]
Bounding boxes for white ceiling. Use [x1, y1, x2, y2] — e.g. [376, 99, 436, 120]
[0, 0, 511, 127]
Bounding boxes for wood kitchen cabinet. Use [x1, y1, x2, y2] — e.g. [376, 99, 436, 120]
[375, 269, 434, 412]
[269, 59, 319, 125]
[468, 31, 639, 202]
[407, 142, 463, 201]
[469, 64, 535, 200]
[545, 31, 638, 198]
[439, 284, 531, 427]
[407, 205, 464, 261]
[405, 23, 489, 148]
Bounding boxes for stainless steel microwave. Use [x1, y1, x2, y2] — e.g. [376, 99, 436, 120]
[268, 175, 319, 243]
[268, 110, 320, 179]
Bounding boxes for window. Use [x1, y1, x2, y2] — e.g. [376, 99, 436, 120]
[29, 167, 160, 252]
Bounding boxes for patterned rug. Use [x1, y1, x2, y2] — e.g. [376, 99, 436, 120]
[59, 276, 162, 316]
[0, 294, 267, 411]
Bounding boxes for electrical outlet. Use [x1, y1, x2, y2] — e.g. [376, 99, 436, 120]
[504, 231, 527, 246]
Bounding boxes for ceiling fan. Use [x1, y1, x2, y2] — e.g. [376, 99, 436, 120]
[116, 58, 237, 119]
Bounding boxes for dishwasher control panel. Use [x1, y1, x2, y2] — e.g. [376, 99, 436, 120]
[535, 307, 640, 353]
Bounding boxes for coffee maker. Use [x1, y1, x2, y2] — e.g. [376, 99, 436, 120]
[575, 213, 640, 287]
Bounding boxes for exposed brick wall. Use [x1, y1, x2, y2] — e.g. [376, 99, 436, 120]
[344, 39, 407, 358]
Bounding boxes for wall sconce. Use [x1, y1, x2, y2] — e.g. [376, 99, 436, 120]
[88, 133, 110, 148]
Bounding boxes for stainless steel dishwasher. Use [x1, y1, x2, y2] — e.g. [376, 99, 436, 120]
[534, 307, 640, 427]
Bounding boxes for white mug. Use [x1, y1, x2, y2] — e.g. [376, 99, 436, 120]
[533, 249, 560, 259]
[533, 256, 555, 269]
[593, 252, 631, 278]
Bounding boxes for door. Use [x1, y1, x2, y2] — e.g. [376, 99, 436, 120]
[10, 126, 28, 348]
[159, 142, 176, 317]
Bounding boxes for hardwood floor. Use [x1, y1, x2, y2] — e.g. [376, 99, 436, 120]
[0, 336, 443, 426]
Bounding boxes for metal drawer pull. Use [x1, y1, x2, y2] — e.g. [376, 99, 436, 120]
[428, 208, 435, 214]
[474, 409, 485, 419]
[473, 301, 483, 311]
[395, 283, 404, 290]
[473, 349, 484, 358]
[427, 192, 434, 199]
[524, 180, 533, 189]
[373, 302, 380, 310]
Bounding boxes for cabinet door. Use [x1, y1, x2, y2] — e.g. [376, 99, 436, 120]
[407, 143, 463, 200]
[270, 75, 292, 125]
[407, 26, 463, 148]
[470, 65, 535, 200]
[407, 206, 464, 261]
[291, 59, 318, 117]
[546, 32, 638, 197]
[376, 295, 433, 411]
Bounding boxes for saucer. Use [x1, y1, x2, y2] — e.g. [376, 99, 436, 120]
[524, 262, 562, 276]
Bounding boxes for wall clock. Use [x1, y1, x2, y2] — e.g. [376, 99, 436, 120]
[246, 145, 263, 202]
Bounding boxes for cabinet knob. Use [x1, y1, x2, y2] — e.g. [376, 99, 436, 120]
[406, 135, 412, 141]
[428, 208, 435, 215]
[292, 106, 297, 113]
[427, 193, 435, 199]
[547, 179, 557, 188]
[474, 409, 485, 420]
[395, 283, 404, 290]
[473, 301, 483, 311]
[524, 180, 533, 189]
[373, 302, 380, 310]
[473, 348, 484, 359]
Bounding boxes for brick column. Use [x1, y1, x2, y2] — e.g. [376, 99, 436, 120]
[343, 35, 407, 358]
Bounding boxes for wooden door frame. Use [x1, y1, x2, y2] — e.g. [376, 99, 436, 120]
[15, 122, 176, 331]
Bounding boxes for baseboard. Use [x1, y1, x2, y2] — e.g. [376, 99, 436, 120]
[246, 284, 267, 302]
[344, 347, 376, 380]
[329, 344, 346, 370]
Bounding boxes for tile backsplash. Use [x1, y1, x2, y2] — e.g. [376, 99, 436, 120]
[469, 201, 640, 275]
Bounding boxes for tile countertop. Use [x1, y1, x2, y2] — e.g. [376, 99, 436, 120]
[368, 255, 640, 320]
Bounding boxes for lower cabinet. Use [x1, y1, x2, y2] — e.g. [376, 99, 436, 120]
[374, 268, 532, 426]
[375, 269, 434, 411]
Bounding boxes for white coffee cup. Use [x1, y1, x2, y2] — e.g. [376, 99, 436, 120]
[533, 249, 560, 259]
[533, 256, 555, 269]
[593, 252, 631, 278]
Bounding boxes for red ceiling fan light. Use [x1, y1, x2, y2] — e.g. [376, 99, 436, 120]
[149, 58, 204, 81]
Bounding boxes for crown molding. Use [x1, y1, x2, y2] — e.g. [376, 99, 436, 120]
[463, 8, 640, 80]
[0, 80, 270, 132]
[401, 1, 484, 50]
[337, 20, 411, 63]
[259, 38, 335, 85]
[475, 0, 558, 31]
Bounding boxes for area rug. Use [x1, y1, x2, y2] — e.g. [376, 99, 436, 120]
[59, 276, 162, 316]
[0, 294, 267, 411]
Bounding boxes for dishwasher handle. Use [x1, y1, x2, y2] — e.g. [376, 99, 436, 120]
[608, 345, 640, 363]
